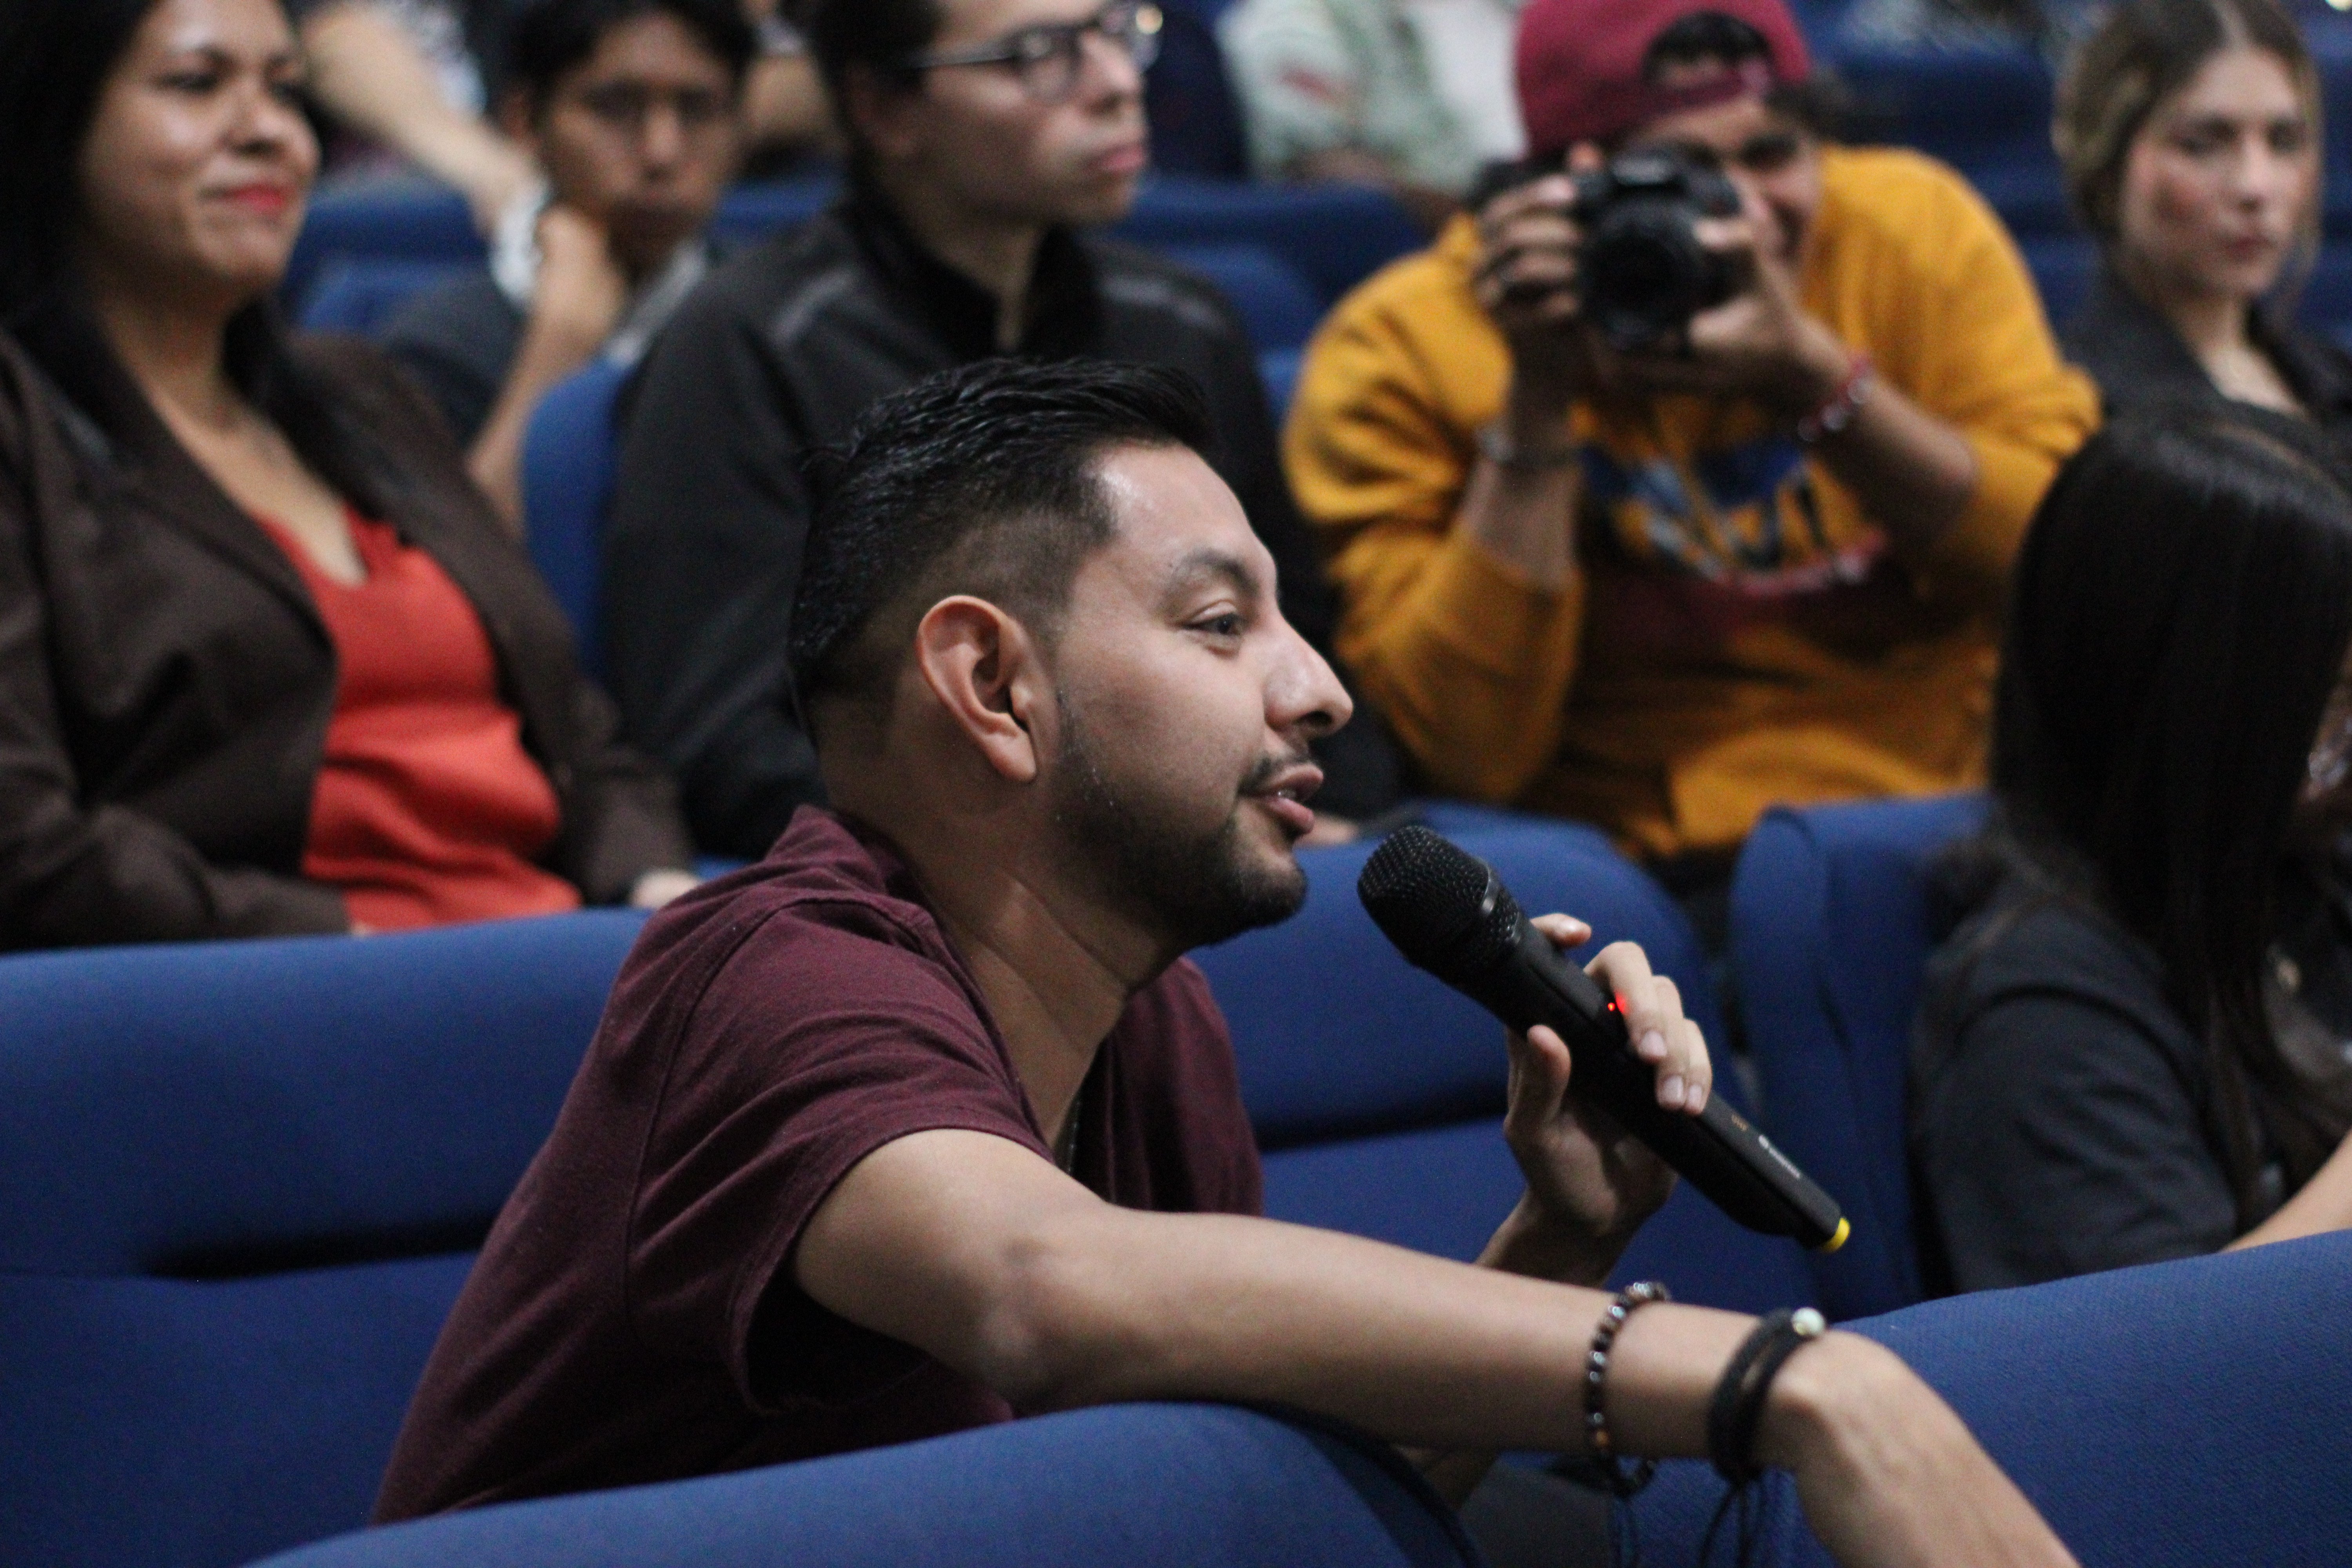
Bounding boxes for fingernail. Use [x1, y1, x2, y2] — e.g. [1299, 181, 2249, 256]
[1640, 1030, 1668, 1060]
[1661, 1074, 1686, 1107]
[1690, 1082, 1708, 1112]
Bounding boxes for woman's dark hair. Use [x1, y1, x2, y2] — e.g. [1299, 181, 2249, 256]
[0, 0, 398, 516]
[2054, 0, 2321, 247]
[1989, 401, 2352, 1214]
[499, 0, 758, 111]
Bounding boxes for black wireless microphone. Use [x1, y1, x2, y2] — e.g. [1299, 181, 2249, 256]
[1357, 826, 1849, 1253]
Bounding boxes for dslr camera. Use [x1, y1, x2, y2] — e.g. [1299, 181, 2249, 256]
[1482, 145, 1744, 353]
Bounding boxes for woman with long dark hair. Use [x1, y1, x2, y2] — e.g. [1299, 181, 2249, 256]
[0, 0, 696, 947]
[1914, 401, 2352, 1291]
[2052, 0, 2352, 434]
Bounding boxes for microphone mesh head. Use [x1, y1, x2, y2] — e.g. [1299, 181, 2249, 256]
[1357, 825, 1525, 982]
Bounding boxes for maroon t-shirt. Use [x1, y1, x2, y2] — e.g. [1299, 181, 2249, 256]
[374, 807, 1263, 1520]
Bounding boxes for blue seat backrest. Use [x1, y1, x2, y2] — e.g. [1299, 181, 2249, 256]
[1259, 346, 1303, 421]
[1159, 241, 1323, 347]
[521, 358, 633, 680]
[285, 174, 1420, 321]
[286, 185, 479, 314]
[1216, 807, 1818, 1315]
[1144, 4, 1250, 180]
[1200, 804, 1730, 1149]
[249, 1403, 1475, 1568]
[1114, 176, 1425, 307]
[296, 258, 470, 336]
[1730, 793, 1985, 1320]
[1628, 1231, 2352, 1567]
[0, 913, 647, 1568]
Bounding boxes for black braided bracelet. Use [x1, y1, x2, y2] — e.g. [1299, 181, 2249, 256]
[1706, 1306, 1828, 1486]
[1583, 1280, 1671, 1497]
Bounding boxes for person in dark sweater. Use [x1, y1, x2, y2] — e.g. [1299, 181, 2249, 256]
[379, 0, 754, 527]
[1913, 403, 2352, 1293]
[0, 0, 697, 947]
[2052, 0, 2352, 438]
[602, 0, 1402, 861]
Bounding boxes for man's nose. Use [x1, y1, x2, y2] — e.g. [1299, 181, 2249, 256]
[1270, 626, 1354, 742]
[639, 102, 688, 168]
[1076, 28, 1145, 106]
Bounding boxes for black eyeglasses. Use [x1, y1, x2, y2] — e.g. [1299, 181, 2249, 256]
[905, 2, 1163, 103]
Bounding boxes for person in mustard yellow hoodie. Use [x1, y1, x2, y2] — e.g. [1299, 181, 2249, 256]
[1287, 0, 2097, 907]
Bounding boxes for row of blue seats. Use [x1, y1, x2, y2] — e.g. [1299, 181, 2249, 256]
[240, 1231, 2352, 1568]
[3, 789, 2342, 1565]
[0, 804, 1801, 1568]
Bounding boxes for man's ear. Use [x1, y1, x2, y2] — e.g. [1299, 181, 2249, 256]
[839, 61, 925, 162]
[913, 597, 1049, 784]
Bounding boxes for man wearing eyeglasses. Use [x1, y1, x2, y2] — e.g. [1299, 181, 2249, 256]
[1286, 0, 2098, 940]
[379, 0, 755, 526]
[600, 0, 1403, 867]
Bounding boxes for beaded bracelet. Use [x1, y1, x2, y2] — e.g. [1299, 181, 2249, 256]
[1583, 1280, 1671, 1497]
[1795, 352, 1874, 445]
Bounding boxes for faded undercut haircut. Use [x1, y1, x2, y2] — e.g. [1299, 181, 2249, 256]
[789, 359, 1217, 737]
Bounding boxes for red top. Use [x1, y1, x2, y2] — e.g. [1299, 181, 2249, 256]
[374, 808, 1261, 1519]
[262, 510, 581, 931]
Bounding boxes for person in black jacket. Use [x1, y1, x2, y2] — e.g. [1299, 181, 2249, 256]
[603, 0, 1401, 860]
[0, 0, 696, 948]
[2052, 0, 2352, 437]
[1913, 403, 2352, 1293]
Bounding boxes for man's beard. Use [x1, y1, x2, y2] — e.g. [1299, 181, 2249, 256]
[1049, 690, 1309, 954]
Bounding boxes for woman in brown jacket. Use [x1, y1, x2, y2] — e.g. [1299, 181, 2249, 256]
[0, 0, 697, 949]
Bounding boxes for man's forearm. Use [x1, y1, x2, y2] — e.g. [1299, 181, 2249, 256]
[1807, 372, 1979, 564]
[300, 2, 534, 223]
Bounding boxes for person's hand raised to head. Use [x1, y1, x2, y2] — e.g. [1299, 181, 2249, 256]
[1485, 914, 1710, 1285]
[529, 203, 631, 359]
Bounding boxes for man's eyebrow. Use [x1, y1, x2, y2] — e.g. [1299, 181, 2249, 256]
[1158, 548, 1264, 609]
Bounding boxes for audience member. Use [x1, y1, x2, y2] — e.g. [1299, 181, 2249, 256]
[0, 0, 697, 949]
[1219, 0, 1526, 227]
[378, 359, 2076, 1568]
[1914, 405, 2352, 1292]
[2053, 0, 2352, 438]
[379, 0, 754, 526]
[1285, 0, 2096, 927]
[603, 0, 1401, 862]
[294, 0, 828, 227]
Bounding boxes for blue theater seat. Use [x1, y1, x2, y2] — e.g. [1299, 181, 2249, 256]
[246, 1404, 1475, 1568]
[1160, 241, 1325, 347]
[288, 175, 1419, 326]
[244, 1240, 2352, 1568]
[2, 814, 1802, 1568]
[1629, 1231, 2352, 1567]
[297, 257, 469, 335]
[520, 358, 633, 681]
[1211, 805, 1817, 1316]
[1729, 793, 1985, 1320]
[0, 913, 652, 1568]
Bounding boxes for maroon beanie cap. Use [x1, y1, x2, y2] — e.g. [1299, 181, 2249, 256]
[1516, 0, 1811, 159]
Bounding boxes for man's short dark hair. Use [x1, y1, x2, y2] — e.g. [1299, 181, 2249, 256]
[500, 0, 757, 108]
[1638, 9, 1845, 138]
[790, 359, 1217, 727]
[800, 0, 940, 119]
